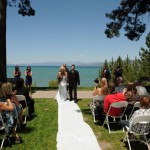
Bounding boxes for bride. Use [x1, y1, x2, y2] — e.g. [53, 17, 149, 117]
[55, 66, 68, 102]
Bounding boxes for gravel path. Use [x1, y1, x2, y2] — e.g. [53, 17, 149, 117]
[32, 90, 93, 99]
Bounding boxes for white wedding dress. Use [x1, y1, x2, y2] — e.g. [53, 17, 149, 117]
[55, 75, 68, 102]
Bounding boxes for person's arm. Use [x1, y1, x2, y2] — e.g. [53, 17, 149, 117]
[25, 71, 27, 76]
[0, 99, 14, 111]
[65, 72, 68, 82]
[30, 71, 32, 76]
[10, 94, 20, 106]
[77, 71, 80, 85]
[92, 87, 101, 96]
[104, 96, 109, 113]
[129, 111, 138, 127]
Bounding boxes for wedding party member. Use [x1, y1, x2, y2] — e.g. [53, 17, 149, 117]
[55, 66, 68, 102]
[13, 65, 21, 84]
[25, 66, 32, 90]
[15, 78, 35, 117]
[63, 63, 69, 91]
[68, 64, 80, 103]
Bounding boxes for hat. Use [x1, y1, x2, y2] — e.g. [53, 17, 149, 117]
[94, 78, 99, 83]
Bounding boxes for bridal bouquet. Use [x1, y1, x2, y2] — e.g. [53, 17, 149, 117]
[57, 76, 62, 84]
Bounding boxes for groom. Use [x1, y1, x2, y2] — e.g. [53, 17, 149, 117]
[68, 64, 80, 103]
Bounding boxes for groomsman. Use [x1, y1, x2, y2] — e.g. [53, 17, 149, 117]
[68, 64, 80, 103]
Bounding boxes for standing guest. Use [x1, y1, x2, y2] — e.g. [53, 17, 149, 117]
[13, 65, 21, 84]
[114, 65, 123, 82]
[101, 66, 111, 82]
[15, 78, 35, 118]
[25, 66, 32, 90]
[68, 64, 80, 103]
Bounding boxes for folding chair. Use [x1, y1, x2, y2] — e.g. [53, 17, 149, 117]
[128, 102, 140, 119]
[0, 112, 11, 149]
[16, 95, 29, 123]
[103, 101, 128, 133]
[124, 115, 150, 150]
[90, 95, 105, 122]
[11, 103, 21, 130]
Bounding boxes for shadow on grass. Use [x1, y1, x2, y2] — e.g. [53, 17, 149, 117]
[80, 108, 91, 115]
[17, 126, 35, 134]
[123, 140, 148, 150]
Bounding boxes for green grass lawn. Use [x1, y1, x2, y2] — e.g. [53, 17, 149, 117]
[3, 98, 147, 150]
[78, 99, 127, 150]
[4, 98, 58, 150]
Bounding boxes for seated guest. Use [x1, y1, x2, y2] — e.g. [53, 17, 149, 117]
[0, 83, 23, 143]
[115, 76, 126, 93]
[95, 82, 126, 123]
[14, 78, 35, 117]
[121, 95, 150, 132]
[123, 82, 140, 116]
[104, 82, 126, 117]
[0, 83, 25, 126]
[93, 77, 107, 96]
[134, 80, 147, 95]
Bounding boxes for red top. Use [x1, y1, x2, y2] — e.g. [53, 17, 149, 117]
[104, 92, 126, 116]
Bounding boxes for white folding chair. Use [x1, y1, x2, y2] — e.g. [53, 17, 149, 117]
[0, 112, 11, 149]
[90, 95, 105, 122]
[124, 115, 150, 150]
[103, 101, 128, 133]
[11, 103, 21, 130]
[16, 95, 29, 123]
[128, 102, 140, 119]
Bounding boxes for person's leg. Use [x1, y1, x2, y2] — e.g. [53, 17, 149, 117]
[73, 85, 77, 103]
[69, 85, 73, 101]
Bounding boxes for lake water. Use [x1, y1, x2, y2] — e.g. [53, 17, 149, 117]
[7, 66, 101, 87]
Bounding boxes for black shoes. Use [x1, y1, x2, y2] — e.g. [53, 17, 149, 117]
[74, 99, 78, 103]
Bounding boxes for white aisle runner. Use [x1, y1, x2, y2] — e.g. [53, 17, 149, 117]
[57, 100, 101, 150]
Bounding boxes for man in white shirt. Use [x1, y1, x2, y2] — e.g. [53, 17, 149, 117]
[134, 80, 147, 95]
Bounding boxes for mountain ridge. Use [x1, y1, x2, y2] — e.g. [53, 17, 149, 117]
[7, 61, 103, 67]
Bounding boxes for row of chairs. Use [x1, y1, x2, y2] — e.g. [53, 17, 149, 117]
[0, 95, 29, 149]
[90, 96, 150, 150]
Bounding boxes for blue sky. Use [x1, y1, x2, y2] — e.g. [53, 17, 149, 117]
[7, 0, 150, 65]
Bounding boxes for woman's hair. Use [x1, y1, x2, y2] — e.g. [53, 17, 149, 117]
[15, 65, 19, 71]
[15, 78, 25, 89]
[107, 82, 116, 94]
[126, 82, 137, 94]
[0, 83, 13, 97]
[140, 96, 150, 109]
[26, 66, 31, 70]
[100, 78, 107, 87]
[101, 87, 109, 95]
[59, 66, 65, 75]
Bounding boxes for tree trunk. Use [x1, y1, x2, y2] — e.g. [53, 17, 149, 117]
[0, 0, 7, 83]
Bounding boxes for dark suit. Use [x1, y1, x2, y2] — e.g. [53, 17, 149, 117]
[68, 69, 80, 102]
